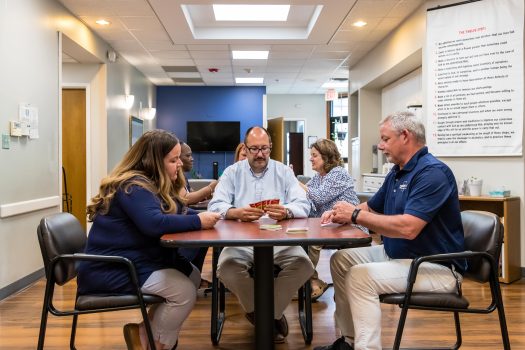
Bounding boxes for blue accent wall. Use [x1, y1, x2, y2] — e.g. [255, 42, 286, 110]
[156, 86, 265, 179]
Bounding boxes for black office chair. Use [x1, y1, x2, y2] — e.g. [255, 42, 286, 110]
[37, 212, 165, 350]
[379, 210, 511, 350]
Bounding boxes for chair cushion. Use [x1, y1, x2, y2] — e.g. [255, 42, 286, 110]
[379, 292, 469, 309]
[76, 293, 164, 310]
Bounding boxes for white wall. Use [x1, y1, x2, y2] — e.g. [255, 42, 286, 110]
[107, 62, 156, 170]
[381, 68, 422, 117]
[267, 94, 326, 177]
[0, 0, 156, 293]
[350, 0, 525, 268]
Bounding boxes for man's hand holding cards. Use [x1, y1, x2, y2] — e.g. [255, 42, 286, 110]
[250, 199, 288, 221]
[249, 198, 280, 210]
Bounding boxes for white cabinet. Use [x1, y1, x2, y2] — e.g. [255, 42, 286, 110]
[362, 173, 386, 192]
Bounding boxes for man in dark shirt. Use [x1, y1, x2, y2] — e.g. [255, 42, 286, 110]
[315, 111, 465, 350]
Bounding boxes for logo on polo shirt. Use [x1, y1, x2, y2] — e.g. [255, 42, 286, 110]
[399, 181, 408, 191]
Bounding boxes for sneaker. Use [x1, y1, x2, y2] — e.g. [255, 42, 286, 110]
[313, 336, 354, 350]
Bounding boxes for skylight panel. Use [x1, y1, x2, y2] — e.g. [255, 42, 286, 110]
[213, 4, 290, 21]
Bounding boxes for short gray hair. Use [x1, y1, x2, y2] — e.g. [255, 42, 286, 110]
[380, 111, 426, 144]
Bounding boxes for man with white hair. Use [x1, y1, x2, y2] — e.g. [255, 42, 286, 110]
[315, 112, 466, 350]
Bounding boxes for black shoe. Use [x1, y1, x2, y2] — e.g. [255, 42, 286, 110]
[274, 315, 288, 337]
[314, 337, 354, 350]
[245, 312, 288, 343]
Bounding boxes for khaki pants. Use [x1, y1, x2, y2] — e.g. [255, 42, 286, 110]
[218, 245, 314, 318]
[331, 245, 460, 350]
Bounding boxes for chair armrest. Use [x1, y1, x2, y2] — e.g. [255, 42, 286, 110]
[407, 250, 495, 285]
[50, 253, 142, 293]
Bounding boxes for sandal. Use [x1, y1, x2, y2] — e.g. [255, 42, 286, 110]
[310, 278, 329, 301]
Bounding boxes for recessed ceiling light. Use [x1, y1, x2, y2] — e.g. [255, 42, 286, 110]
[95, 19, 111, 26]
[236, 77, 264, 84]
[353, 20, 367, 27]
[213, 4, 290, 21]
[232, 51, 269, 60]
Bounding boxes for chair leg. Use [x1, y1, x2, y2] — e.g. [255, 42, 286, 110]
[297, 282, 313, 344]
[392, 304, 409, 350]
[69, 314, 79, 349]
[37, 279, 55, 350]
[139, 304, 157, 350]
[211, 247, 225, 345]
[452, 311, 462, 350]
[492, 279, 511, 349]
[37, 299, 49, 350]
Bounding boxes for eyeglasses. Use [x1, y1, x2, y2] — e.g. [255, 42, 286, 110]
[245, 145, 272, 155]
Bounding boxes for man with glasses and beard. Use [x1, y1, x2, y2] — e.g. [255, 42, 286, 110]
[208, 126, 313, 343]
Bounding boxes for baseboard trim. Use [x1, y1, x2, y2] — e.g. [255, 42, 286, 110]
[0, 268, 45, 301]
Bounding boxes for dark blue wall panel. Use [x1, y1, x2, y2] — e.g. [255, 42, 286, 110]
[156, 86, 265, 179]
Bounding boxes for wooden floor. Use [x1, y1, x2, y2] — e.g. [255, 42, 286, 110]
[0, 249, 524, 350]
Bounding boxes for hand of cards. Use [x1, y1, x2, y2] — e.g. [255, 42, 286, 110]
[249, 198, 280, 210]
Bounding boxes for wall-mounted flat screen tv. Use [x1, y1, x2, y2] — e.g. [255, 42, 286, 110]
[187, 121, 241, 152]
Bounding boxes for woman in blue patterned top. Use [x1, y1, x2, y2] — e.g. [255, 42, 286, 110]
[78, 130, 220, 350]
[300, 139, 366, 300]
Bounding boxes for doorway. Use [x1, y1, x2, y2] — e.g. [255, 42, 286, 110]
[284, 120, 305, 176]
[62, 88, 87, 230]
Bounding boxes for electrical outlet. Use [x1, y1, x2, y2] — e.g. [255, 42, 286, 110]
[2, 134, 10, 149]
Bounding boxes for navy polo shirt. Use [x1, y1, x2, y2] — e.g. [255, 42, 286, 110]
[368, 147, 466, 273]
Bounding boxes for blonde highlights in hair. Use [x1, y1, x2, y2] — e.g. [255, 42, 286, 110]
[87, 130, 184, 221]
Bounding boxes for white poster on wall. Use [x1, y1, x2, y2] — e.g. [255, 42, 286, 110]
[426, 0, 523, 156]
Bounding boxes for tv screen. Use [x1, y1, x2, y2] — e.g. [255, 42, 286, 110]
[186, 121, 241, 152]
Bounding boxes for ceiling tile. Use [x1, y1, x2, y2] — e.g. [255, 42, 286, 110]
[309, 51, 350, 60]
[167, 72, 202, 78]
[193, 59, 232, 66]
[269, 51, 312, 59]
[130, 29, 171, 42]
[270, 44, 316, 52]
[154, 51, 192, 60]
[190, 51, 232, 59]
[187, 44, 230, 51]
[388, 0, 423, 18]
[119, 16, 160, 31]
[157, 59, 196, 66]
[107, 39, 143, 51]
[110, 0, 155, 16]
[143, 42, 186, 51]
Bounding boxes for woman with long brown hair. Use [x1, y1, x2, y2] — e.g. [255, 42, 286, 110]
[78, 129, 220, 350]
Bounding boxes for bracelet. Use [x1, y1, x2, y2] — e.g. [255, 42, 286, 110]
[351, 208, 361, 224]
[285, 208, 294, 220]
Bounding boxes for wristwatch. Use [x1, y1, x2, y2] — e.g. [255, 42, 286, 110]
[285, 208, 294, 220]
